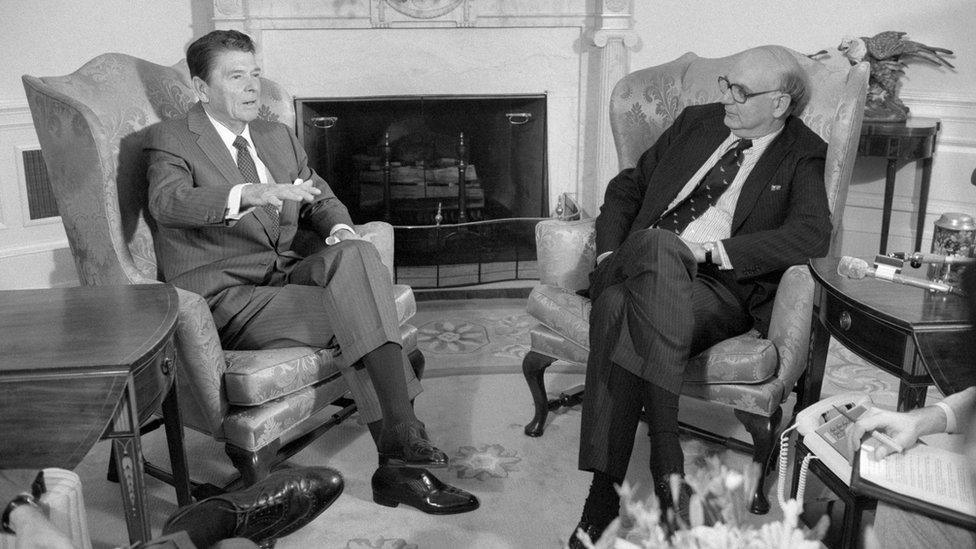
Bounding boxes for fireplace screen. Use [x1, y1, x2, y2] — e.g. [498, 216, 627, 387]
[296, 95, 548, 287]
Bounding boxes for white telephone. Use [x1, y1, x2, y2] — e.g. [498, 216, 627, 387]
[776, 393, 873, 508]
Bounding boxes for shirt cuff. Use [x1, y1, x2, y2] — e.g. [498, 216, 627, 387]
[596, 251, 613, 265]
[933, 401, 958, 434]
[225, 183, 252, 220]
[713, 240, 732, 270]
[325, 224, 356, 245]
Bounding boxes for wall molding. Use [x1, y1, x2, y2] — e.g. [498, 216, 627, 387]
[0, 99, 32, 129]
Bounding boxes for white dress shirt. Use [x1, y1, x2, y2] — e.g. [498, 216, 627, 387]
[205, 111, 354, 240]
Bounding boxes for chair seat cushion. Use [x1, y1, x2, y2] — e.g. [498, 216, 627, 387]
[527, 284, 777, 385]
[224, 286, 418, 406]
[684, 332, 777, 385]
[526, 285, 591, 349]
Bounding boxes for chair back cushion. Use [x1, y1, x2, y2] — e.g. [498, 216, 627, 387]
[22, 53, 295, 286]
[608, 50, 868, 251]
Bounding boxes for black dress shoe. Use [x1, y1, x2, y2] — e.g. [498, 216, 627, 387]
[377, 421, 449, 468]
[568, 520, 607, 549]
[371, 466, 479, 515]
[162, 466, 343, 548]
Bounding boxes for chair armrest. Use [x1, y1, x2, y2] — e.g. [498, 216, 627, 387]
[536, 218, 597, 291]
[355, 221, 394, 281]
[172, 287, 230, 437]
[292, 221, 395, 281]
[767, 265, 816, 398]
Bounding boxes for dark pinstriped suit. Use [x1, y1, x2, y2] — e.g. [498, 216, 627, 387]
[146, 102, 419, 422]
[579, 103, 831, 478]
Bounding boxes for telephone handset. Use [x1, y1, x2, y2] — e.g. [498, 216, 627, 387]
[776, 393, 873, 509]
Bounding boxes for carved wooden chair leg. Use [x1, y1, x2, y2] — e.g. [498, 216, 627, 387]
[523, 350, 558, 437]
[225, 440, 281, 488]
[733, 406, 783, 515]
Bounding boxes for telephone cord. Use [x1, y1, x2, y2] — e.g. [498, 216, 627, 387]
[776, 424, 819, 509]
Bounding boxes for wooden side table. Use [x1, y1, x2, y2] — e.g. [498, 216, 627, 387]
[803, 257, 970, 412]
[857, 117, 941, 254]
[0, 284, 191, 544]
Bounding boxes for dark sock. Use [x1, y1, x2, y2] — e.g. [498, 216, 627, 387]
[580, 471, 621, 530]
[643, 383, 683, 484]
[367, 420, 383, 445]
[361, 342, 416, 430]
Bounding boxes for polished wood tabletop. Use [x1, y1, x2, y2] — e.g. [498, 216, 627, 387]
[808, 257, 973, 409]
[810, 256, 968, 328]
[0, 284, 178, 468]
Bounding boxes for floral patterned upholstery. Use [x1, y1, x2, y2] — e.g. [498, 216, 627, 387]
[22, 53, 422, 456]
[224, 290, 416, 406]
[525, 48, 867, 418]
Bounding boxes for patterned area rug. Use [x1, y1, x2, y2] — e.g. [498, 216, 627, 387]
[0, 298, 932, 548]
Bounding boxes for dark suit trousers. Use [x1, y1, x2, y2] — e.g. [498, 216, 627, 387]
[212, 239, 420, 423]
[578, 229, 751, 479]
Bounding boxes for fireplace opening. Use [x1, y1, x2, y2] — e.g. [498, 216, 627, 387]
[296, 95, 549, 287]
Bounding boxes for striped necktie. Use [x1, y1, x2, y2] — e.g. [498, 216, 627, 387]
[233, 136, 279, 241]
[654, 138, 753, 235]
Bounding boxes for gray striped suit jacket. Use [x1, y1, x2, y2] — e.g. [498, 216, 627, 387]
[146, 102, 354, 326]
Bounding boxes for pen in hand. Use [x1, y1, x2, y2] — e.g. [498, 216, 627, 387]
[835, 405, 905, 456]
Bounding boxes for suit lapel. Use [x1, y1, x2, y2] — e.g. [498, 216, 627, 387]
[250, 124, 289, 185]
[642, 115, 729, 224]
[730, 121, 795, 233]
[250, 123, 295, 243]
[188, 104, 280, 244]
[187, 103, 242, 187]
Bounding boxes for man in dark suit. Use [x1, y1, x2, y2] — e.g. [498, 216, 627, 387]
[572, 46, 832, 543]
[146, 30, 477, 515]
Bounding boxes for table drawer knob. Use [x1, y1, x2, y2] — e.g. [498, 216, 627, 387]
[161, 357, 173, 375]
[838, 311, 852, 331]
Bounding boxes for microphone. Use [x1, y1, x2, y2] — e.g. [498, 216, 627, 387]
[887, 251, 976, 268]
[837, 256, 964, 295]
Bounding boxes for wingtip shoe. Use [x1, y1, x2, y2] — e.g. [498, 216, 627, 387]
[163, 466, 343, 548]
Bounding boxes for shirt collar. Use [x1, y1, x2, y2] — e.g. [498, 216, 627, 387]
[725, 127, 783, 155]
[204, 110, 254, 151]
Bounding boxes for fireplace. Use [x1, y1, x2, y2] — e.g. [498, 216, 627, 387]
[297, 95, 548, 287]
[214, 0, 640, 284]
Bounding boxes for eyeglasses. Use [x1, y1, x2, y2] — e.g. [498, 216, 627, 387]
[718, 76, 782, 104]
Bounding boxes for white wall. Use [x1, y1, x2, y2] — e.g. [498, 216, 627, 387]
[0, 0, 199, 289]
[629, 0, 976, 258]
[2, 1, 974, 288]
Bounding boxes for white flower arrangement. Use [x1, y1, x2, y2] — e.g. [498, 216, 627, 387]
[573, 456, 824, 549]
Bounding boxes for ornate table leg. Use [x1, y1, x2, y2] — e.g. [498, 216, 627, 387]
[897, 383, 928, 412]
[161, 358, 192, 506]
[109, 381, 151, 543]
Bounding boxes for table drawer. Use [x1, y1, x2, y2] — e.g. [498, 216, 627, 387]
[821, 293, 910, 371]
[132, 338, 176, 424]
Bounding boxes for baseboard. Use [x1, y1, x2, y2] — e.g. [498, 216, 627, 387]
[414, 283, 534, 301]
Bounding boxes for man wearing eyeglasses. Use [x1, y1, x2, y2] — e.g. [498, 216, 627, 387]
[571, 45, 831, 545]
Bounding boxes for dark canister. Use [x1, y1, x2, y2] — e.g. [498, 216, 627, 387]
[929, 212, 976, 284]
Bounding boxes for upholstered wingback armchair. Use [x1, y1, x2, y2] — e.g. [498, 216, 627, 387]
[522, 49, 869, 514]
[22, 53, 424, 487]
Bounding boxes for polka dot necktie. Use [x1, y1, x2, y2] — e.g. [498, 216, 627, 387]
[654, 138, 753, 235]
[233, 136, 279, 241]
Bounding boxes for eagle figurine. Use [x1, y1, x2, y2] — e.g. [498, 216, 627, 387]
[838, 31, 955, 121]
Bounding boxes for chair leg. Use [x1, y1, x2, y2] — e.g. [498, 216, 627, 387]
[523, 350, 558, 437]
[733, 406, 783, 515]
[225, 440, 280, 488]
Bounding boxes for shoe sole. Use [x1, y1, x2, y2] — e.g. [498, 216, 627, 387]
[372, 491, 480, 515]
[378, 458, 449, 469]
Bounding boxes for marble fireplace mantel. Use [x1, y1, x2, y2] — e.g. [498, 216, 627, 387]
[213, 0, 639, 214]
